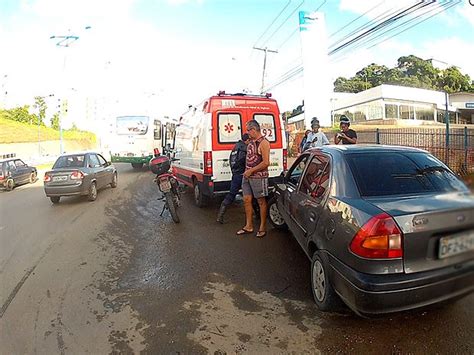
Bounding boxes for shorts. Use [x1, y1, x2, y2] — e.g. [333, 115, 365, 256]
[242, 177, 268, 198]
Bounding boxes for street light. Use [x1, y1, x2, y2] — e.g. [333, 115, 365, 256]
[50, 26, 91, 154]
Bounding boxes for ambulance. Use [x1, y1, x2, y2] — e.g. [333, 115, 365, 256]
[172, 91, 287, 207]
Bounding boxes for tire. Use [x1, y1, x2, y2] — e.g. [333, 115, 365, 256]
[267, 197, 288, 230]
[165, 192, 180, 223]
[310, 250, 342, 312]
[88, 182, 97, 201]
[50, 196, 60, 204]
[131, 163, 143, 170]
[29, 171, 37, 184]
[5, 179, 14, 191]
[110, 172, 118, 188]
[193, 180, 209, 208]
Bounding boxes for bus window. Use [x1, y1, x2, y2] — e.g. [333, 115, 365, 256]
[254, 114, 276, 142]
[116, 116, 149, 135]
[154, 120, 162, 140]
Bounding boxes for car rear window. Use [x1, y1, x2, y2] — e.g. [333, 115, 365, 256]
[53, 155, 86, 169]
[346, 152, 467, 197]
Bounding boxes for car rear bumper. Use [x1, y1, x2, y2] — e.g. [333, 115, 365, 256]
[327, 252, 474, 316]
[44, 183, 87, 197]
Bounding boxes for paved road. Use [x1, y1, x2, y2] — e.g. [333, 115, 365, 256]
[1, 165, 473, 354]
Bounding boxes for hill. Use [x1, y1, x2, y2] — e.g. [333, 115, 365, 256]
[0, 117, 96, 144]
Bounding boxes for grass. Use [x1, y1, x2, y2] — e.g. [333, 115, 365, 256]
[0, 117, 96, 144]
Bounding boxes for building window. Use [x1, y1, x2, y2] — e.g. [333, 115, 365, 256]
[415, 106, 434, 121]
[399, 105, 414, 120]
[385, 104, 398, 119]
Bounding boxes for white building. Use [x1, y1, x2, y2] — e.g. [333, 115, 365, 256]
[332, 85, 473, 125]
[286, 85, 474, 131]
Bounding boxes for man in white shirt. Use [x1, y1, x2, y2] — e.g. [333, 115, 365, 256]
[303, 118, 329, 150]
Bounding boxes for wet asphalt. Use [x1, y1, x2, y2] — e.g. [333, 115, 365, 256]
[1, 165, 473, 354]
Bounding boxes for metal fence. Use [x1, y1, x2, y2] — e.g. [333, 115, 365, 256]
[289, 127, 474, 176]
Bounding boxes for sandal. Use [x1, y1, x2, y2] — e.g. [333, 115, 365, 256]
[236, 228, 254, 235]
[256, 231, 267, 238]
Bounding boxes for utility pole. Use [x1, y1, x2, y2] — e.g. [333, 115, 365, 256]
[50, 26, 91, 154]
[253, 47, 278, 93]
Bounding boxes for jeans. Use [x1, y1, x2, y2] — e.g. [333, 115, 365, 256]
[222, 173, 243, 206]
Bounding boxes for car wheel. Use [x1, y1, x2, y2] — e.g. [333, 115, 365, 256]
[131, 163, 143, 170]
[110, 172, 118, 188]
[267, 197, 287, 230]
[193, 179, 208, 208]
[311, 250, 342, 312]
[29, 171, 37, 184]
[50, 196, 60, 204]
[88, 182, 97, 201]
[5, 179, 14, 191]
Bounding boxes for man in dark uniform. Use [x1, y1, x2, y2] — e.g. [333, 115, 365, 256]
[334, 115, 357, 144]
[217, 133, 250, 224]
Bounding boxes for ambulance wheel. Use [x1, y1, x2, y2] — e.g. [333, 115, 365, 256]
[193, 179, 209, 208]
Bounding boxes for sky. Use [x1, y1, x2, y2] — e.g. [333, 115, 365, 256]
[0, 0, 473, 129]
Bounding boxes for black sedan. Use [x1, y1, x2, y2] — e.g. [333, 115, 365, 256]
[44, 152, 117, 204]
[268, 145, 474, 316]
[0, 158, 37, 191]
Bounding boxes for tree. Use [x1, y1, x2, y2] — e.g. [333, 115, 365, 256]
[396, 55, 439, 89]
[50, 112, 60, 130]
[334, 77, 370, 93]
[34, 96, 47, 126]
[438, 66, 473, 93]
[355, 63, 389, 88]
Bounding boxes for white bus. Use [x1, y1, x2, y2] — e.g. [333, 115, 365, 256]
[109, 115, 163, 169]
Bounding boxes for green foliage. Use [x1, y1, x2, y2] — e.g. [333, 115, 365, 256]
[50, 112, 60, 130]
[334, 55, 474, 93]
[34, 96, 47, 126]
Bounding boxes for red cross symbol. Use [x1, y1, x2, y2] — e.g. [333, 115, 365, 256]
[224, 123, 234, 133]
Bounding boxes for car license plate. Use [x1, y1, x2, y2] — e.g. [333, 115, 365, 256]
[439, 230, 474, 259]
[53, 176, 68, 182]
[159, 179, 171, 192]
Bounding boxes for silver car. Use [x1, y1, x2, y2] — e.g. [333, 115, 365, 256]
[44, 152, 117, 204]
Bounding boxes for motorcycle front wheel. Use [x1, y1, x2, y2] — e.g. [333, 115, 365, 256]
[165, 192, 180, 223]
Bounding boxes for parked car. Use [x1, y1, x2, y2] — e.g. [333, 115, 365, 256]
[44, 152, 117, 203]
[269, 145, 474, 316]
[0, 158, 37, 191]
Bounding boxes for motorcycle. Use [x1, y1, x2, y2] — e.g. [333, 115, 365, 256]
[149, 152, 181, 223]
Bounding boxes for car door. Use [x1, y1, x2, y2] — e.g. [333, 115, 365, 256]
[14, 159, 29, 183]
[280, 154, 311, 239]
[88, 154, 103, 188]
[7, 161, 20, 183]
[291, 154, 331, 247]
[97, 154, 113, 186]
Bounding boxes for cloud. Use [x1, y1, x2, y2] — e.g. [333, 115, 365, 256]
[457, 0, 474, 27]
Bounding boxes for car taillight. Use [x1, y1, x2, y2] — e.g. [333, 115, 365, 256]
[350, 213, 403, 259]
[70, 171, 84, 180]
[44, 174, 51, 182]
[283, 149, 288, 170]
[204, 151, 213, 175]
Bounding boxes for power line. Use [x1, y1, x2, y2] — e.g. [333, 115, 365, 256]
[253, 0, 292, 48]
[263, 0, 459, 92]
[260, 0, 305, 48]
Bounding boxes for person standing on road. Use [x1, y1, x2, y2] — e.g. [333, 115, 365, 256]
[216, 133, 251, 224]
[236, 120, 270, 238]
[303, 118, 329, 150]
[334, 115, 357, 145]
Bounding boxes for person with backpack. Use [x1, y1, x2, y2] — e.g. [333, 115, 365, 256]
[216, 133, 250, 224]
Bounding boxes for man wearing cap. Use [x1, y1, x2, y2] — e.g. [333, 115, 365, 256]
[217, 133, 251, 223]
[335, 115, 357, 145]
[303, 118, 329, 151]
